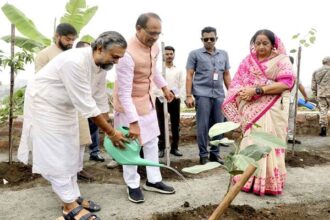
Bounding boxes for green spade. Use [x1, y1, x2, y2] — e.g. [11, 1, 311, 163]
[104, 126, 165, 167]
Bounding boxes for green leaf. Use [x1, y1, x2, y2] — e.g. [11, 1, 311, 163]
[107, 81, 114, 89]
[1, 3, 51, 46]
[299, 39, 306, 44]
[229, 169, 244, 175]
[210, 137, 234, 146]
[290, 49, 297, 53]
[80, 34, 94, 44]
[238, 144, 271, 161]
[1, 35, 44, 52]
[60, 0, 98, 33]
[309, 36, 316, 44]
[292, 33, 300, 39]
[249, 131, 286, 148]
[224, 154, 234, 174]
[304, 43, 310, 47]
[309, 31, 315, 35]
[208, 121, 240, 138]
[232, 154, 258, 172]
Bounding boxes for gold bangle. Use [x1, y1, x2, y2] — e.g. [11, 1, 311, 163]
[186, 95, 192, 97]
[108, 130, 116, 138]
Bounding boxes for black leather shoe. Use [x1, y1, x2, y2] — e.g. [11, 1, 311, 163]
[200, 157, 208, 165]
[89, 154, 105, 162]
[170, 149, 183, 157]
[158, 150, 165, 158]
[209, 155, 224, 165]
[320, 127, 327, 137]
[287, 139, 302, 144]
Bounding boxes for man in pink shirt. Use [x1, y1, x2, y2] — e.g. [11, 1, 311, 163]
[113, 12, 175, 203]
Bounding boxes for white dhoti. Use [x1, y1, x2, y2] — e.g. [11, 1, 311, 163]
[42, 174, 80, 203]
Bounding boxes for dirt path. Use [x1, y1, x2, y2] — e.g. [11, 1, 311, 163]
[0, 135, 330, 219]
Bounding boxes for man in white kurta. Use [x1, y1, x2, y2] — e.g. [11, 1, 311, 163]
[17, 31, 127, 220]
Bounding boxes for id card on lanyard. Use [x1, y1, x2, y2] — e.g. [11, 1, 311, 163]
[212, 56, 218, 81]
[213, 73, 218, 81]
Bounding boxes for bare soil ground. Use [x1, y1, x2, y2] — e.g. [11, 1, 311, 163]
[1, 140, 330, 219]
[152, 202, 330, 220]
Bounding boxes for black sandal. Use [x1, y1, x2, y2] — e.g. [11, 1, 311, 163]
[76, 197, 101, 212]
[63, 205, 101, 220]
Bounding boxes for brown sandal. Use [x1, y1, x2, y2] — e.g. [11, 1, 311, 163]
[62, 205, 100, 220]
[76, 197, 101, 212]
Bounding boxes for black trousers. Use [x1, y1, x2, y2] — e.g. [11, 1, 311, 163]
[155, 97, 181, 151]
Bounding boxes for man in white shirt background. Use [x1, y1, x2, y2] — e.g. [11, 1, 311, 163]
[155, 46, 184, 158]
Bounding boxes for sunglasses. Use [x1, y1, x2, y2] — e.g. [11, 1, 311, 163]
[202, 37, 216, 42]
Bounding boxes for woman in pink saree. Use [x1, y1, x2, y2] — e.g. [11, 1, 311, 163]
[222, 29, 295, 196]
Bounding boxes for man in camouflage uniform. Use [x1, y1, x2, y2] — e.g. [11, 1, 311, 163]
[311, 56, 330, 136]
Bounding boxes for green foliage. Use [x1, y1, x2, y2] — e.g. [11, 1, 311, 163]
[208, 122, 240, 138]
[0, 50, 32, 125]
[210, 137, 234, 146]
[249, 131, 286, 149]
[239, 144, 272, 161]
[1, 0, 98, 52]
[1, 50, 33, 73]
[80, 34, 95, 44]
[0, 87, 25, 125]
[1, 3, 51, 46]
[61, 0, 98, 33]
[1, 35, 45, 53]
[107, 81, 114, 90]
[290, 28, 317, 53]
[208, 122, 283, 191]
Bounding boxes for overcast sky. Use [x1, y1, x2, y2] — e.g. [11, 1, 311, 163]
[1, 0, 329, 90]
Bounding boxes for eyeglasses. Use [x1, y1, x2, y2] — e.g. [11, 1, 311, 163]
[143, 28, 162, 37]
[202, 37, 216, 43]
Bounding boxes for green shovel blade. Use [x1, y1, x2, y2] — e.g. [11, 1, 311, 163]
[104, 126, 165, 167]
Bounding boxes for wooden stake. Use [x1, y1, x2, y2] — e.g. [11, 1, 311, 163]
[161, 41, 171, 166]
[291, 46, 302, 156]
[209, 164, 257, 220]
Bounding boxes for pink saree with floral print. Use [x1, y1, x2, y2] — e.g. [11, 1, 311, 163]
[222, 45, 294, 196]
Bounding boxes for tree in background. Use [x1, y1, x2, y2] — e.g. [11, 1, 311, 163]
[289, 28, 317, 155]
[1, 0, 98, 52]
[0, 0, 98, 163]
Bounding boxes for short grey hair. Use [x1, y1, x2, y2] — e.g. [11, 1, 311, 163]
[136, 12, 161, 29]
[91, 31, 127, 51]
[322, 56, 330, 65]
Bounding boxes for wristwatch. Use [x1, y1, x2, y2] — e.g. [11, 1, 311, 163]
[255, 87, 264, 95]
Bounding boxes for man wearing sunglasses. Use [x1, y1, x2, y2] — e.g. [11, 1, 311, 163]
[185, 26, 231, 165]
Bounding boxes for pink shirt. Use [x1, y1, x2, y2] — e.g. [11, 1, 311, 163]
[114, 53, 167, 145]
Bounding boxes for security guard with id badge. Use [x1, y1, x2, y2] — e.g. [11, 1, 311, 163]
[185, 26, 231, 165]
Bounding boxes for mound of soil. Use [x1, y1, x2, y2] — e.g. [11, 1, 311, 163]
[152, 201, 330, 220]
[285, 151, 329, 167]
[0, 161, 40, 188]
[1, 150, 329, 189]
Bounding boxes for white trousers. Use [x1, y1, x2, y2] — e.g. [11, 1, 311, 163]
[79, 145, 85, 171]
[42, 174, 80, 203]
[123, 137, 162, 188]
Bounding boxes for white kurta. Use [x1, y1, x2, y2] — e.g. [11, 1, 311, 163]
[17, 47, 108, 176]
[114, 53, 167, 145]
